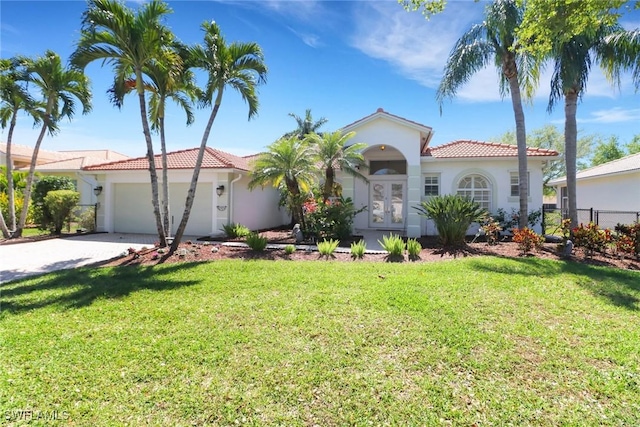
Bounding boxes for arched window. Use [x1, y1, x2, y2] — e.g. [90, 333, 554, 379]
[457, 174, 491, 211]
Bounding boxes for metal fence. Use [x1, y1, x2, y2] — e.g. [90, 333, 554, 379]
[542, 208, 640, 234]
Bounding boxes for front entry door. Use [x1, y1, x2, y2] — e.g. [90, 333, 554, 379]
[370, 180, 406, 229]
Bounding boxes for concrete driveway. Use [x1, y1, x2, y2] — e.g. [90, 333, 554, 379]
[0, 233, 166, 283]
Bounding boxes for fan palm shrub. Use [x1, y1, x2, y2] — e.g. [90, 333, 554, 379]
[415, 195, 487, 247]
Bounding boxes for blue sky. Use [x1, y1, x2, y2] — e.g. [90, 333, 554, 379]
[1, 0, 639, 158]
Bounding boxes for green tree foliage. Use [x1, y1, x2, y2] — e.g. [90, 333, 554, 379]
[43, 190, 80, 234]
[249, 136, 316, 229]
[414, 195, 487, 247]
[436, 0, 537, 228]
[13, 51, 91, 238]
[32, 176, 76, 231]
[626, 134, 640, 155]
[170, 20, 267, 253]
[591, 136, 626, 166]
[305, 130, 368, 201]
[283, 109, 328, 139]
[72, 0, 174, 246]
[495, 125, 593, 194]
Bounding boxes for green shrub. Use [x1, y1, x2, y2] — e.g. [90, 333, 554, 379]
[317, 239, 339, 259]
[75, 206, 96, 231]
[221, 222, 251, 239]
[406, 238, 422, 260]
[284, 244, 296, 255]
[512, 227, 544, 255]
[415, 195, 486, 246]
[303, 196, 366, 241]
[378, 234, 406, 258]
[246, 233, 268, 251]
[572, 222, 612, 257]
[480, 216, 502, 245]
[614, 223, 640, 258]
[32, 176, 76, 230]
[43, 190, 80, 234]
[350, 240, 366, 259]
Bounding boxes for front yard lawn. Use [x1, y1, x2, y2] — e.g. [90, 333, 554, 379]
[1, 258, 639, 425]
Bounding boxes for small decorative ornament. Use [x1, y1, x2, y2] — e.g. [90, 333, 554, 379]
[178, 248, 188, 257]
[211, 247, 219, 253]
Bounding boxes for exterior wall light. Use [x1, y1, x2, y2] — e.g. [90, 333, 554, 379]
[216, 185, 225, 197]
[94, 185, 103, 196]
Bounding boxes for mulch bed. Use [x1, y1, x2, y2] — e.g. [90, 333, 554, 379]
[99, 229, 640, 271]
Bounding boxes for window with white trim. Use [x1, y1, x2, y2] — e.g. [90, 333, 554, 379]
[510, 172, 530, 197]
[423, 174, 440, 197]
[457, 174, 491, 211]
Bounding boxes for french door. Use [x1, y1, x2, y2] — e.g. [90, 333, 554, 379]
[370, 180, 406, 229]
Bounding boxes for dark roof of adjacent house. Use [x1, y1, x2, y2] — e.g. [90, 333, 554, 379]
[83, 147, 253, 171]
[422, 140, 559, 158]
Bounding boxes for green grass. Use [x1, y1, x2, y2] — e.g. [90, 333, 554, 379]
[20, 227, 48, 237]
[1, 258, 639, 426]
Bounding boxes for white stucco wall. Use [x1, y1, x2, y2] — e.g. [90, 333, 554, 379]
[556, 172, 640, 212]
[232, 175, 289, 232]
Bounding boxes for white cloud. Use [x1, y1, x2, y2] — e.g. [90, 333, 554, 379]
[287, 26, 322, 48]
[579, 107, 640, 124]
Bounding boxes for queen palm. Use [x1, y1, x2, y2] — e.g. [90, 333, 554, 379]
[437, 0, 538, 228]
[14, 51, 91, 238]
[71, 0, 174, 246]
[249, 136, 316, 229]
[284, 109, 328, 139]
[0, 57, 40, 236]
[170, 21, 267, 252]
[547, 23, 637, 227]
[305, 130, 368, 201]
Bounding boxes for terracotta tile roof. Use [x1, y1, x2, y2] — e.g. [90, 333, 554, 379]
[84, 147, 252, 171]
[422, 140, 559, 158]
[58, 149, 129, 161]
[1, 142, 73, 163]
[28, 156, 126, 171]
[341, 108, 433, 133]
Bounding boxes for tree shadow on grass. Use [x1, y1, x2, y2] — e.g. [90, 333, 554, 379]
[0, 263, 203, 316]
[467, 256, 640, 311]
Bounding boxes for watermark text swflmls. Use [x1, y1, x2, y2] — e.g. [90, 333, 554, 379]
[4, 409, 70, 422]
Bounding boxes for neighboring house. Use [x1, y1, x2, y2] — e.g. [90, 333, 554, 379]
[83, 148, 288, 236]
[5, 145, 130, 206]
[549, 152, 640, 214]
[338, 109, 559, 237]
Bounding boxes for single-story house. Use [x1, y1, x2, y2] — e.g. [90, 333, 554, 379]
[549, 152, 640, 214]
[83, 148, 288, 236]
[339, 109, 558, 237]
[82, 109, 559, 238]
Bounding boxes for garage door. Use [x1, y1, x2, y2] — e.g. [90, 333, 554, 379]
[113, 183, 213, 236]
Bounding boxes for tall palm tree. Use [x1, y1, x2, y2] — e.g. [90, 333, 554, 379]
[547, 23, 637, 227]
[13, 51, 92, 238]
[71, 0, 174, 246]
[108, 48, 198, 238]
[0, 57, 40, 236]
[437, 0, 538, 228]
[305, 130, 368, 201]
[283, 109, 328, 139]
[248, 136, 316, 229]
[170, 21, 267, 252]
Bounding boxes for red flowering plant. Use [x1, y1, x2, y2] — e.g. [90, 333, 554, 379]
[303, 196, 365, 241]
[571, 222, 612, 258]
[512, 227, 544, 255]
[614, 223, 640, 259]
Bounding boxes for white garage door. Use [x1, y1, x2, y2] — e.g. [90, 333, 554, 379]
[113, 183, 213, 236]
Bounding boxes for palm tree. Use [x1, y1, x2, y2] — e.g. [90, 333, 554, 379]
[0, 57, 40, 236]
[284, 109, 328, 139]
[437, 0, 538, 228]
[305, 130, 368, 201]
[170, 21, 267, 252]
[546, 23, 638, 227]
[71, 0, 174, 246]
[248, 136, 316, 229]
[13, 51, 92, 238]
[108, 48, 198, 238]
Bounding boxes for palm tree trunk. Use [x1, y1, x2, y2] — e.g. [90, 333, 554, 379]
[136, 70, 166, 247]
[159, 115, 170, 238]
[170, 88, 224, 253]
[323, 166, 334, 202]
[6, 110, 18, 232]
[506, 66, 529, 229]
[14, 100, 53, 238]
[564, 90, 579, 227]
[0, 208, 9, 238]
